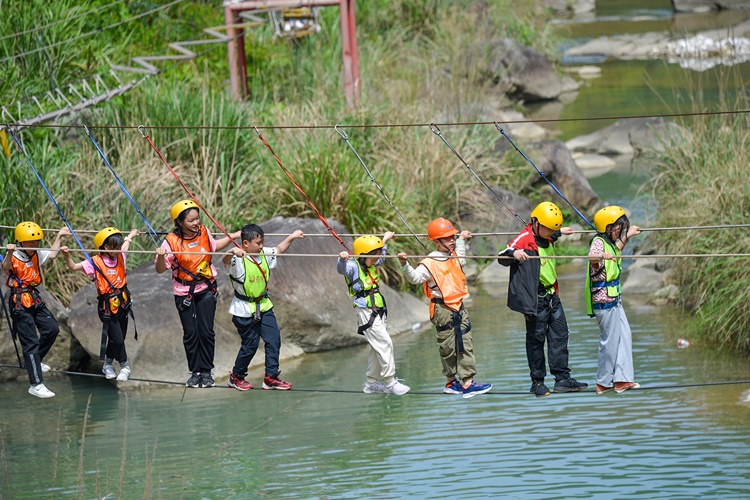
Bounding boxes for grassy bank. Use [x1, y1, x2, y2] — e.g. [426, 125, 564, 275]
[1, 0, 556, 302]
[650, 98, 750, 351]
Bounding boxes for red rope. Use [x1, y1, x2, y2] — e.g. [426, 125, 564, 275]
[139, 128, 241, 250]
[254, 128, 350, 252]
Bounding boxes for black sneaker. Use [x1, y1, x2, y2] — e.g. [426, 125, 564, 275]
[200, 372, 215, 388]
[530, 380, 550, 398]
[553, 378, 588, 393]
[186, 372, 202, 388]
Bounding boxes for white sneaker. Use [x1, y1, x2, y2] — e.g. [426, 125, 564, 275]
[29, 383, 55, 398]
[362, 380, 387, 394]
[102, 364, 117, 379]
[385, 379, 411, 396]
[41, 362, 51, 373]
[116, 366, 131, 381]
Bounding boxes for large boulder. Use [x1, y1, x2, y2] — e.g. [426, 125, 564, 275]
[566, 117, 689, 158]
[672, 0, 750, 12]
[473, 38, 576, 102]
[65, 217, 429, 384]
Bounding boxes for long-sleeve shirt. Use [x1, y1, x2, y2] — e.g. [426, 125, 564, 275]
[400, 239, 467, 298]
[336, 245, 387, 309]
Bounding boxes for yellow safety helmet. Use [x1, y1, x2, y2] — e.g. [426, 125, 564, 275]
[353, 235, 384, 256]
[94, 227, 122, 249]
[530, 202, 563, 230]
[594, 206, 627, 233]
[170, 199, 200, 224]
[15, 222, 43, 242]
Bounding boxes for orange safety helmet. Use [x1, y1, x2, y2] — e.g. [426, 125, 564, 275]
[427, 218, 458, 241]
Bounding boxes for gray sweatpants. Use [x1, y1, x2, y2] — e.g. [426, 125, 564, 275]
[594, 302, 635, 386]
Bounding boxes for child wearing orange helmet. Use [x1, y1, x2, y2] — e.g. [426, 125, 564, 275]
[498, 202, 588, 398]
[398, 218, 492, 399]
[61, 226, 140, 382]
[2, 222, 66, 398]
[155, 200, 241, 388]
[337, 231, 410, 395]
[587, 206, 642, 395]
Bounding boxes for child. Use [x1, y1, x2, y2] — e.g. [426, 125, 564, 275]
[155, 199, 240, 388]
[337, 232, 410, 396]
[2, 222, 65, 398]
[61, 227, 140, 381]
[223, 224, 304, 391]
[498, 202, 588, 398]
[587, 206, 642, 395]
[397, 218, 492, 399]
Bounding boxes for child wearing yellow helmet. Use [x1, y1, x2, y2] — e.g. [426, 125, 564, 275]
[61, 226, 140, 382]
[498, 202, 589, 398]
[398, 219, 493, 399]
[337, 231, 410, 396]
[587, 206, 642, 395]
[155, 199, 241, 388]
[2, 222, 67, 398]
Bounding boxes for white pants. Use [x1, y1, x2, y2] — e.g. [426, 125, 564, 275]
[356, 308, 396, 383]
[595, 302, 635, 386]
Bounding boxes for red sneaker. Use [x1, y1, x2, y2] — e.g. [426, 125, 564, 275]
[262, 374, 292, 390]
[228, 372, 252, 391]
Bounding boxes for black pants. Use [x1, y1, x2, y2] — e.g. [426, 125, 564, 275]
[175, 290, 216, 374]
[231, 308, 281, 379]
[97, 305, 129, 364]
[524, 293, 571, 383]
[10, 301, 59, 385]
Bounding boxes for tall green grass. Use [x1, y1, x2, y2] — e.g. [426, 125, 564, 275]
[649, 97, 750, 351]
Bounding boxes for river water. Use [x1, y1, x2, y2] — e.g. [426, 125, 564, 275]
[3, 2, 750, 499]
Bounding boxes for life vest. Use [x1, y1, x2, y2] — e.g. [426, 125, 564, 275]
[164, 227, 214, 284]
[345, 260, 386, 335]
[230, 254, 272, 318]
[538, 244, 557, 295]
[586, 235, 622, 316]
[420, 255, 468, 316]
[5, 252, 43, 309]
[92, 254, 128, 315]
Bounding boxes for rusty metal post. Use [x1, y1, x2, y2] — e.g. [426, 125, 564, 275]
[346, 0, 360, 102]
[236, 24, 248, 99]
[339, 0, 356, 108]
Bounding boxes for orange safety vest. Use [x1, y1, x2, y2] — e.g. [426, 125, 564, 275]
[164, 227, 214, 283]
[5, 252, 42, 308]
[420, 255, 468, 316]
[92, 254, 128, 314]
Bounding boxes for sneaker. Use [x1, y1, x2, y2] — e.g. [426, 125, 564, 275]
[614, 381, 640, 394]
[462, 381, 492, 399]
[228, 372, 253, 391]
[553, 378, 589, 393]
[384, 379, 410, 396]
[262, 374, 292, 390]
[200, 372, 215, 388]
[102, 364, 117, 380]
[596, 384, 613, 395]
[186, 372, 202, 388]
[443, 380, 463, 395]
[116, 366, 131, 382]
[41, 362, 51, 373]
[363, 380, 387, 394]
[530, 380, 551, 398]
[28, 383, 55, 398]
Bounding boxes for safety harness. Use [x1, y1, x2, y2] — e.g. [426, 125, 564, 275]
[346, 260, 387, 336]
[432, 298, 471, 354]
[229, 253, 270, 323]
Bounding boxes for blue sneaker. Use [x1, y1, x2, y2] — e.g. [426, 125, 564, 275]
[462, 381, 492, 399]
[443, 380, 463, 395]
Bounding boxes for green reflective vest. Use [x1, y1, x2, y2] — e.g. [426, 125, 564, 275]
[239, 254, 273, 313]
[345, 261, 384, 309]
[538, 243, 557, 294]
[585, 236, 621, 316]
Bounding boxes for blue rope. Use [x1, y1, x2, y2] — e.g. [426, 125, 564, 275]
[6, 128, 113, 289]
[84, 126, 161, 247]
[496, 124, 595, 229]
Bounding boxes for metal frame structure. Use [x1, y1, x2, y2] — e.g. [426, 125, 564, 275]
[223, 0, 360, 108]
